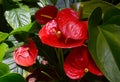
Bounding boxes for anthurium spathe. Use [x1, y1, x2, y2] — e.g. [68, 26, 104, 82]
[35, 5, 58, 24]
[64, 46, 103, 80]
[57, 8, 88, 40]
[13, 39, 38, 67]
[39, 8, 88, 48]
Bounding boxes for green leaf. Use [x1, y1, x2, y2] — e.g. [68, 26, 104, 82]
[0, 62, 10, 77]
[96, 24, 120, 82]
[4, 5, 31, 29]
[88, 7, 102, 27]
[0, 43, 8, 62]
[116, 3, 120, 9]
[88, 7, 120, 82]
[37, 0, 49, 7]
[0, 32, 9, 42]
[30, 7, 39, 16]
[0, 0, 2, 4]
[103, 15, 120, 25]
[103, 7, 120, 23]
[9, 22, 34, 35]
[88, 7, 103, 73]
[0, 73, 26, 82]
[81, 0, 115, 18]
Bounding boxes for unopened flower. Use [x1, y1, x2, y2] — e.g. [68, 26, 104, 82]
[13, 39, 38, 67]
[39, 8, 88, 48]
[64, 46, 103, 80]
[35, 5, 58, 24]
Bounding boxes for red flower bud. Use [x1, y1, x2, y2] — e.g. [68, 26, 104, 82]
[35, 5, 58, 24]
[13, 39, 38, 67]
[64, 46, 103, 79]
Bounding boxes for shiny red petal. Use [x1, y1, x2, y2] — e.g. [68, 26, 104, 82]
[39, 19, 85, 48]
[64, 63, 85, 80]
[35, 5, 58, 24]
[13, 39, 38, 67]
[88, 55, 103, 76]
[57, 8, 88, 40]
[64, 46, 90, 79]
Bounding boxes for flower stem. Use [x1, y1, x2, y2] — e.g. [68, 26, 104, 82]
[63, 0, 67, 7]
[41, 71, 54, 80]
[55, 48, 64, 77]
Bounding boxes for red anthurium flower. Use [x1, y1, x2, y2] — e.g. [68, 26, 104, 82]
[39, 8, 88, 48]
[13, 39, 38, 67]
[35, 5, 58, 24]
[64, 46, 103, 80]
[57, 8, 88, 40]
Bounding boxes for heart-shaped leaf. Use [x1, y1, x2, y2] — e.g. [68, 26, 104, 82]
[88, 7, 120, 82]
[4, 5, 31, 29]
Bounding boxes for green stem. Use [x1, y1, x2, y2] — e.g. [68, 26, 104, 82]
[55, 48, 64, 76]
[63, 0, 67, 7]
[14, 0, 22, 7]
[41, 71, 54, 80]
[58, 48, 64, 65]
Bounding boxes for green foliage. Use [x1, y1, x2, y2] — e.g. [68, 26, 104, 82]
[88, 7, 120, 82]
[103, 7, 120, 25]
[0, 0, 120, 82]
[0, 43, 8, 62]
[4, 5, 31, 29]
[0, 73, 26, 82]
[116, 3, 120, 9]
[0, 62, 10, 77]
[0, 32, 9, 42]
[81, 0, 115, 18]
[9, 22, 35, 35]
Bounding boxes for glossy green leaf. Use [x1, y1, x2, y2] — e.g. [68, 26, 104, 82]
[0, 62, 10, 77]
[4, 5, 31, 29]
[97, 24, 120, 82]
[88, 7, 120, 82]
[0, 32, 9, 42]
[103, 15, 120, 25]
[81, 0, 115, 18]
[88, 7, 103, 72]
[0, 43, 8, 62]
[103, 7, 120, 23]
[9, 22, 34, 35]
[0, 73, 26, 82]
